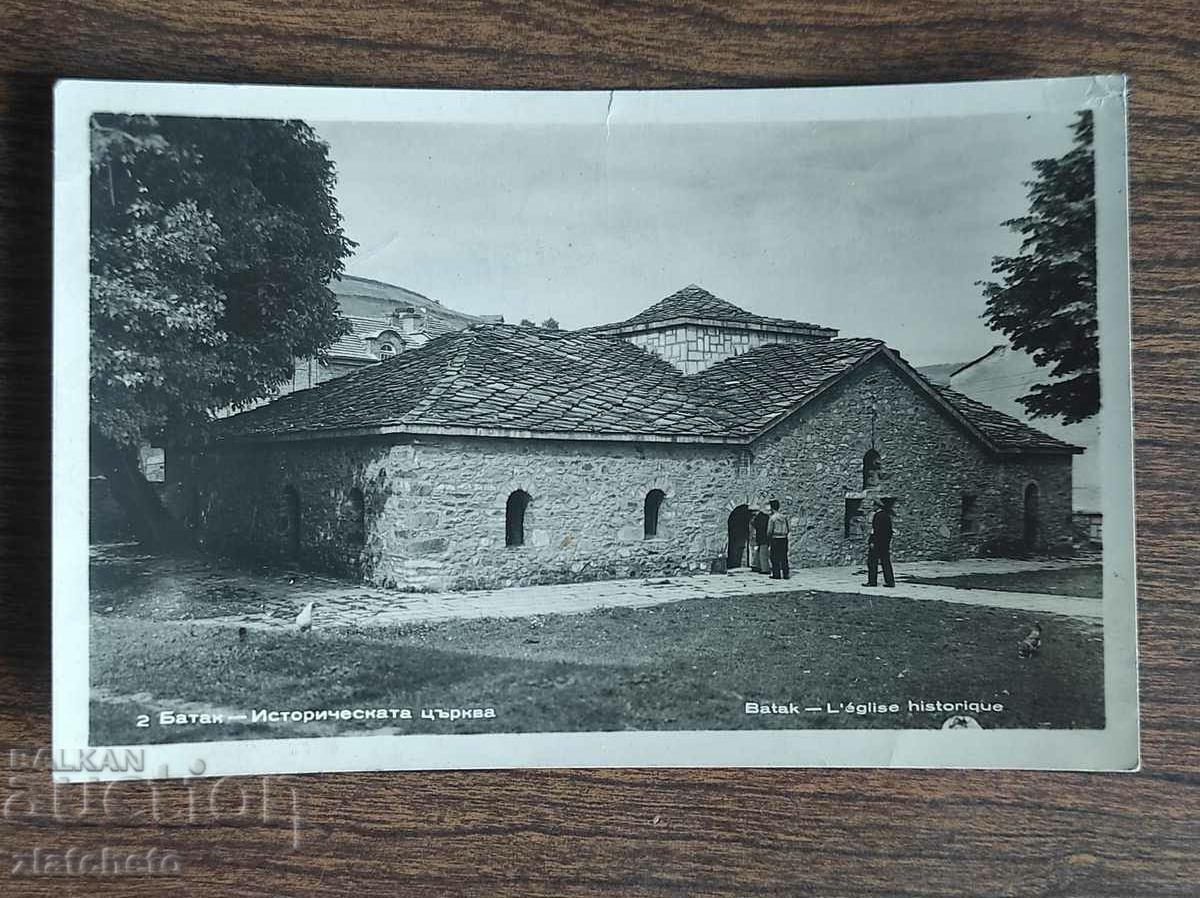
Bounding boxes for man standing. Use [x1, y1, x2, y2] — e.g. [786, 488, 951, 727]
[752, 505, 771, 575]
[767, 498, 790, 580]
[864, 499, 896, 587]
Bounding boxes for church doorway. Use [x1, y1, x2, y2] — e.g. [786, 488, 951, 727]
[727, 504, 752, 569]
[1023, 482, 1040, 550]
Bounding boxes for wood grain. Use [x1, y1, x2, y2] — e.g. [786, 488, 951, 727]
[1, 2, 1197, 895]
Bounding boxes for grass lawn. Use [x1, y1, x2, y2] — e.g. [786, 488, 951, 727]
[90, 589, 1104, 745]
[902, 565, 1103, 598]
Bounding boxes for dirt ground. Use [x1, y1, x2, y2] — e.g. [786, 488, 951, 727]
[90, 577, 1105, 744]
[901, 565, 1103, 598]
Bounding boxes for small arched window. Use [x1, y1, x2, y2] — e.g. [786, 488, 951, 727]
[506, 490, 531, 547]
[378, 342, 396, 359]
[644, 489, 666, 538]
[344, 487, 365, 549]
[863, 449, 882, 489]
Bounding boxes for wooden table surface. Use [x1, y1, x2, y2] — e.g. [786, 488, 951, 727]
[1, 2, 1196, 895]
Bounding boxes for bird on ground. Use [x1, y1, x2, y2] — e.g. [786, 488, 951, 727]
[296, 602, 315, 633]
[1018, 623, 1042, 658]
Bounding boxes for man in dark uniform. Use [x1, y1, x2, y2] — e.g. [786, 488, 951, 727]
[863, 499, 895, 587]
[767, 498, 790, 580]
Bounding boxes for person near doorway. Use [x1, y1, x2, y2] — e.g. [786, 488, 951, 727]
[863, 499, 895, 587]
[752, 505, 771, 574]
[767, 498, 790, 580]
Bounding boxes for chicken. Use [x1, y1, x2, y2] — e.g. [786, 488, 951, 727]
[1018, 623, 1042, 658]
[295, 601, 315, 633]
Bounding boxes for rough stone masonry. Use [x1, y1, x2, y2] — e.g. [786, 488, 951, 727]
[187, 286, 1080, 591]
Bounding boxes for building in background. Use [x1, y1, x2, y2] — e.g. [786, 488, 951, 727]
[114, 276, 490, 536]
[275, 274, 494, 396]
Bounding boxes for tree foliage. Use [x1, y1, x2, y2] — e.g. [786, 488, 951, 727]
[540, 317, 560, 330]
[979, 110, 1098, 424]
[90, 115, 355, 450]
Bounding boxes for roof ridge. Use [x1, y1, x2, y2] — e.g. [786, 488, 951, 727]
[589, 284, 837, 335]
[217, 325, 1077, 455]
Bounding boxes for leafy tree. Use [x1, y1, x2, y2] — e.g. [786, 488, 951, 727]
[90, 114, 354, 548]
[518, 318, 536, 327]
[979, 110, 1097, 424]
[540, 317, 560, 330]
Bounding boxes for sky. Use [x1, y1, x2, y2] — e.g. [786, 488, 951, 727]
[314, 110, 1079, 368]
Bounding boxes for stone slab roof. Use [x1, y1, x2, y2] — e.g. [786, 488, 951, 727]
[589, 285, 838, 338]
[224, 325, 732, 440]
[218, 323, 1079, 455]
[689, 338, 886, 438]
[934, 386, 1083, 454]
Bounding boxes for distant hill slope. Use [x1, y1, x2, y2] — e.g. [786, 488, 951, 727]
[331, 275, 488, 336]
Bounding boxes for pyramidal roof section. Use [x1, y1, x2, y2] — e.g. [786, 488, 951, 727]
[589, 284, 838, 338]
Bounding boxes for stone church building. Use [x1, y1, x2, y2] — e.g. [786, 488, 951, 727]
[188, 285, 1082, 590]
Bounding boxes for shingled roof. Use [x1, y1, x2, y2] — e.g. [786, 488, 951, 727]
[589, 285, 838, 339]
[934, 386, 1083, 454]
[217, 322, 1078, 455]
[222, 325, 732, 441]
[689, 339, 885, 439]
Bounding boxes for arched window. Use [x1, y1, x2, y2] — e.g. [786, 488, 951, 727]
[506, 490, 531, 547]
[378, 342, 396, 359]
[960, 493, 979, 534]
[280, 486, 301, 557]
[862, 449, 882, 489]
[343, 487, 365, 549]
[644, 489, 666, 538]
[1023, 482, 1040, 549]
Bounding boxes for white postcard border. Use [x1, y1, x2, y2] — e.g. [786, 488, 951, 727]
[52, 75, 1138, 781]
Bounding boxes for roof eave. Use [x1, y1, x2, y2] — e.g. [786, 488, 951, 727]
[743, 345, 889, 445]
[995, 444, 1086, 457]
[744, 346, 1032, 459]
[212, 422, 749, 447]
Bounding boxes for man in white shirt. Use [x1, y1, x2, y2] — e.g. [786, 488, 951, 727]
[767, 498, 790, 580]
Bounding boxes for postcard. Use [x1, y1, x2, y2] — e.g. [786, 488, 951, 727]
[52, 75, 1137, 780]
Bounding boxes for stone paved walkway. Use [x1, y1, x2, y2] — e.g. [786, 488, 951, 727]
[103, 554, 1099, 632]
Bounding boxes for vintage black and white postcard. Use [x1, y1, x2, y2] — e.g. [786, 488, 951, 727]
[52, 76, 1137, 780]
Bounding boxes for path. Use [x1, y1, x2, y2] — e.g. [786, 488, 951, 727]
[91, 547, 1102, 631]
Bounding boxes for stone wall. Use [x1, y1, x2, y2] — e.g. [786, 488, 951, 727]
[191, 356, 1074, 590]
[950, 344, 1102, 515]
[747, 356, 1075, 565]
[626, 326, 821, 374]
[192, 436, 745, 591]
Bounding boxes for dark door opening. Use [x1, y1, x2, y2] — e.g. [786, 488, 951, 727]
[1023, 483, 1040, 550]
[281, 486, 301, 557]
[727, 504, 752, 569]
